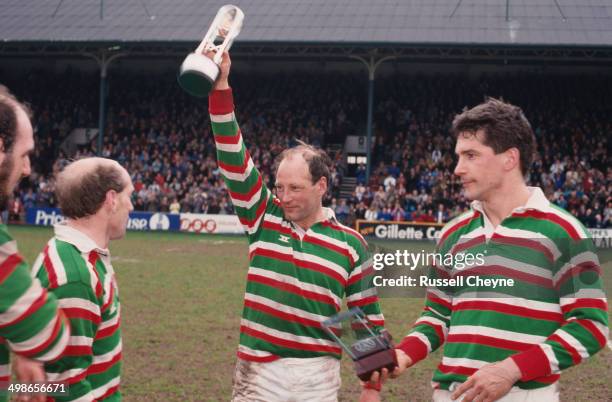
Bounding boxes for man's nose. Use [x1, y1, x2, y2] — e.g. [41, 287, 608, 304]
[454, 159, 465, 176]
[280, 191, 292, 204]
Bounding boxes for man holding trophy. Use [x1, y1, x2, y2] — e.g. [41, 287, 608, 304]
[208, 57, 385, 400]
[178, 6, 387, 401]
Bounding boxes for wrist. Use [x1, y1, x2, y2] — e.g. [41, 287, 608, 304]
[500, 358, 522, 383]
[396, 348, 413, 370]
[509, 346, 551, 381]
[396, 336, 427, 365]
[362, 381, 382, 392]
[214, 78, 230, 90]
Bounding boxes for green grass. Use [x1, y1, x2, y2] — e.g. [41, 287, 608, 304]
[8, 226, 612, 401]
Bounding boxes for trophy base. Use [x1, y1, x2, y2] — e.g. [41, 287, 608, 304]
[354, 348, 398, 382]
[178, 53, 220, 98]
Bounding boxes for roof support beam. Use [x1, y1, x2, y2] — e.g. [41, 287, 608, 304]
[1, 43, 612, 64]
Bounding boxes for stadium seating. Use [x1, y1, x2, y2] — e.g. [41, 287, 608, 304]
[3, 69, 610, 228]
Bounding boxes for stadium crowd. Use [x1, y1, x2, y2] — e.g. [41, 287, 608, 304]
[2, 68, 610, 229]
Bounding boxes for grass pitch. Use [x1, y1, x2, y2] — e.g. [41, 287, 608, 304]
[9, 225, 611, 402]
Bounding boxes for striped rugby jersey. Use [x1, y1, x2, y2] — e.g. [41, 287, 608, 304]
[0, 224, 70, 402]
[31, 224, 121, 401]
[209, 89, 384, 362]
[397, 187, 609, 391]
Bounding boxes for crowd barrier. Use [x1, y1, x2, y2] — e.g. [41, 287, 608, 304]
[26, 207, 182, 231]
[356, 219, 611, 248]
[25, 209, 610, 247]
[356, 219, 444, 241]
[26, 207, 242, 234]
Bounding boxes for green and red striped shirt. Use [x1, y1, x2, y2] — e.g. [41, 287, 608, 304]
[0, 224, 70, 402]
[32, 224, 121, 401]
[397, 187, 608, 391]
[209, 88, 384, 362]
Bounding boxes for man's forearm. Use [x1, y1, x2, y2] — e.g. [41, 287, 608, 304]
[209, 88, 269, 235]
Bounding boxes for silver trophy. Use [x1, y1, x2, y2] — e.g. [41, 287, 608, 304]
[178, 5, 244, 97]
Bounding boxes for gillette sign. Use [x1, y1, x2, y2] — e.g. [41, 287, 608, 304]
[26, 208, 180, 232]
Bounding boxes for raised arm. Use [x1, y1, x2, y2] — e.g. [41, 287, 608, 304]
[208, 52, 270, 236]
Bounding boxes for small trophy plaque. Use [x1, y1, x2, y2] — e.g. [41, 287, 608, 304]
[322, 307, 397, 381]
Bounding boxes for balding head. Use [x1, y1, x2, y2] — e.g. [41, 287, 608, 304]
[57, 157, 129, 219]
[273, 141, 332, 186]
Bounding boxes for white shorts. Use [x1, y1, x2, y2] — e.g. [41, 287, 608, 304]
[433, 383, 559, 402]
[231, 356, 341, 402]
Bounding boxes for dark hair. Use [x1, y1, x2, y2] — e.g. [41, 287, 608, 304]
[274, 140, 332, 185]
[0, 86, 33, 152]
[57, 162, 126, 219]
[451, 97, 536, 175]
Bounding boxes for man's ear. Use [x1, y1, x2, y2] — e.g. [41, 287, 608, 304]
[504, 148, 521, 172]
[317, 177, 328, 196]
[105, 190, 118, 213]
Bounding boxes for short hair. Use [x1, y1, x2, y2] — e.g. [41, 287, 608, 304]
[451, 97, 536, 175]
[274, 140, 332, 185]
[56, 161, 126, 219]
[0, 86, 32, 152]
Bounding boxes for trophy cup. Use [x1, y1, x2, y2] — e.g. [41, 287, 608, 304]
[178, 5, 244, 97]
[322, 307, 398, 381]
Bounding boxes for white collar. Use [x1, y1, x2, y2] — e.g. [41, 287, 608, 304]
[291, 207, 338, 235]
[54, 223, 110, 256]
[470, 186, 549, 215]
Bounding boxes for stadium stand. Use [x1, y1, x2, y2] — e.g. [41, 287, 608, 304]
[2, 69, 609, 229]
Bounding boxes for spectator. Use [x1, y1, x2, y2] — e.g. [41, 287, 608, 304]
[169, 197, 180, 214]
[1, 69, 608, 229]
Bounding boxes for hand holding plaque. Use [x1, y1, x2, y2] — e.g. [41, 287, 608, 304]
[322, 307, 398, 381]
[178, 5, 244, 97]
